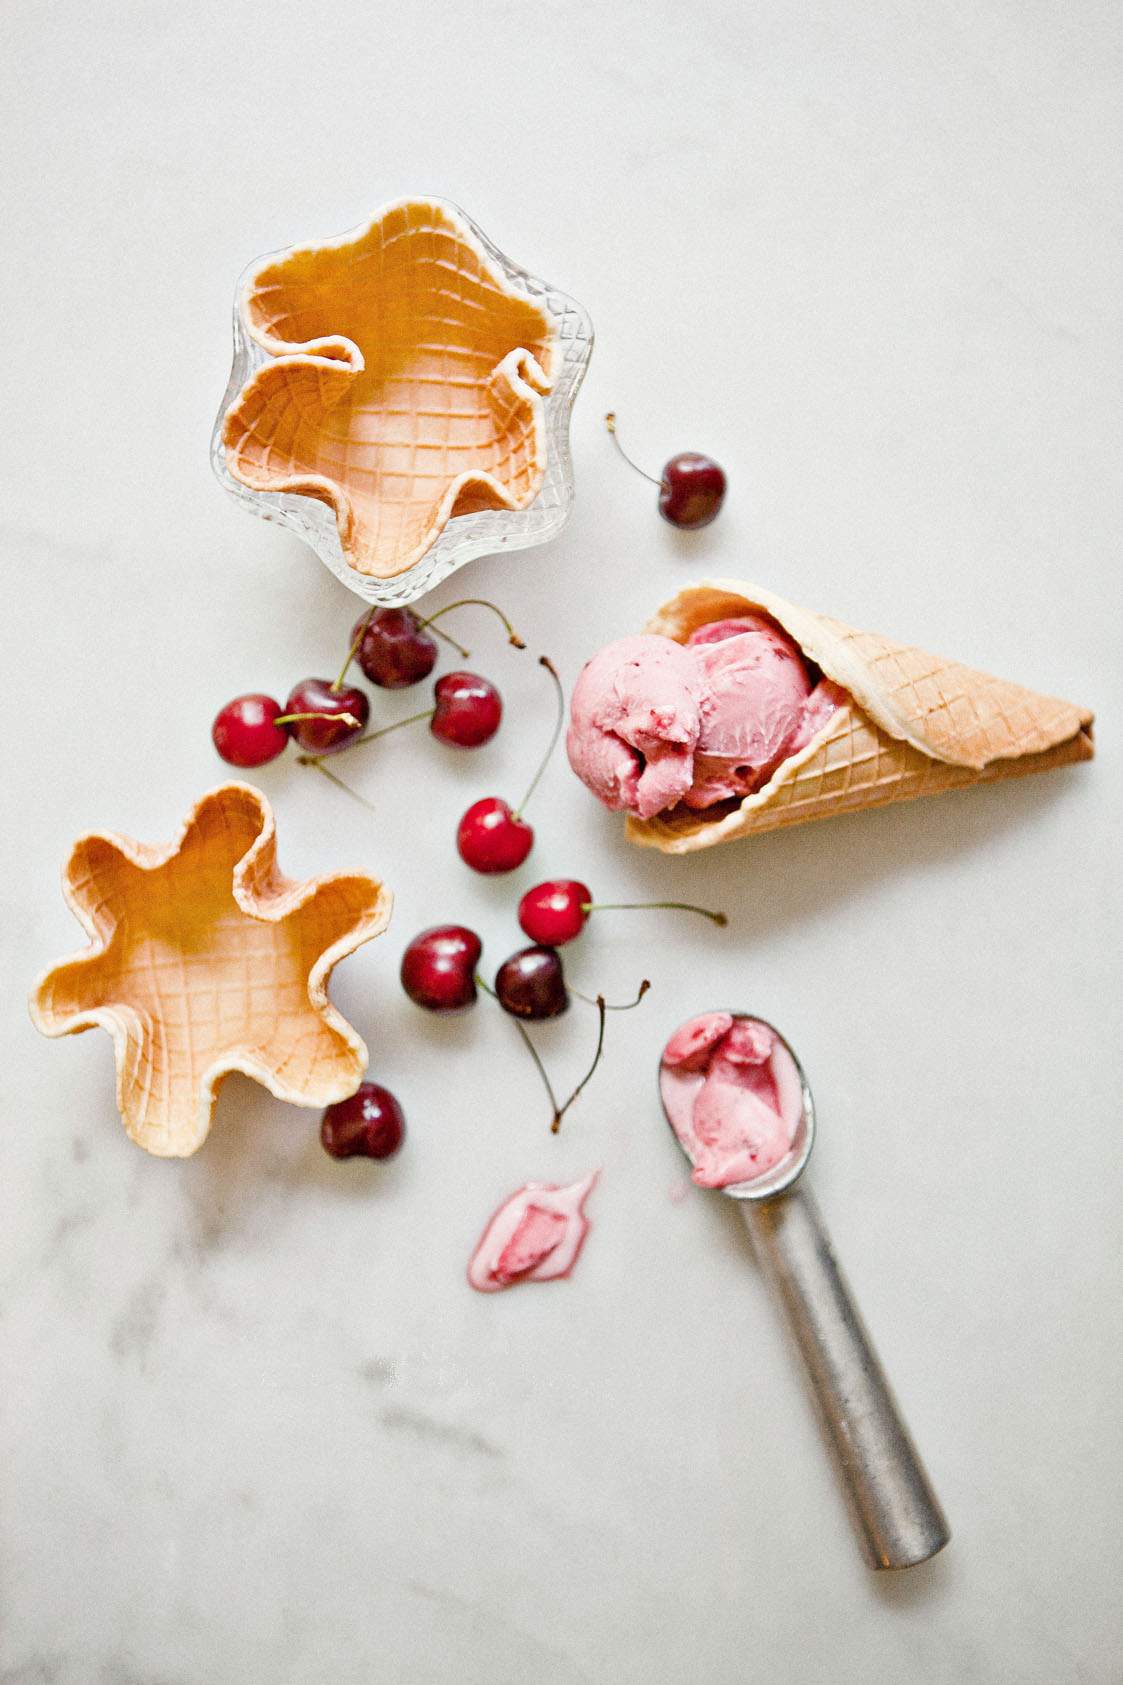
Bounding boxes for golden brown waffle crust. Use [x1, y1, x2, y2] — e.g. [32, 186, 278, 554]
[625, 580, 1094, 854]
[222, 198, 558, 580]
[29, 784, 393, 1156]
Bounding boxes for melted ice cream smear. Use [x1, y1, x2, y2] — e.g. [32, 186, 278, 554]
[468, 1172, 598, 1293]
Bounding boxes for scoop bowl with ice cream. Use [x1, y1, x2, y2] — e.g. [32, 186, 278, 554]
[659, 1011, 949, 1569]
[660, 1010, 814, 1196]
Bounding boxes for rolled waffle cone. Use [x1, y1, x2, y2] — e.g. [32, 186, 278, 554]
[625, 581, 1094, 854]
[222, 198, 557, 580]
[29, 783, 392, 1157]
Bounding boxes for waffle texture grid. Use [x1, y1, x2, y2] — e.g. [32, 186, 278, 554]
[213, 198, 594, 605]
[625, 581, 1094, 854]
[29, 784, 392, 1155]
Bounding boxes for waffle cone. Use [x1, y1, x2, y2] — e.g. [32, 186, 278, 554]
[222, 198, 556, 580]
[624, 582, 1094, 854]
[29, 784, 392, 1156]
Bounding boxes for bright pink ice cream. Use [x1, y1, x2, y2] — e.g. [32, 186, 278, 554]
[563, 635, 702, 818]
[660, 1014, 804, 1189]
[567, 614, 845, 820]
[467, 1172, 598, 1293]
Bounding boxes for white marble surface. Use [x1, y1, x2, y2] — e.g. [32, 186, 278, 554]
[2, 3, 1121, 1681]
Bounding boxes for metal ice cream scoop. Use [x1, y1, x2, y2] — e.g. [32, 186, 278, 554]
[659, 1014, 950, 1570]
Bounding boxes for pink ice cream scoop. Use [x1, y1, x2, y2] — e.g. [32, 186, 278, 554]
[657, 1012, 950, 1570]
[567, 615, 844, 820]
[684, 616, 846, 809]
[565, 635, 704, 819]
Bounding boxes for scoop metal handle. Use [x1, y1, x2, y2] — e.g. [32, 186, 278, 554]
[741, 1185, 950, 1570]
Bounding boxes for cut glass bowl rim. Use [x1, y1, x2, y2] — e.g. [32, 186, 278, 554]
[210, 195, 594, 607]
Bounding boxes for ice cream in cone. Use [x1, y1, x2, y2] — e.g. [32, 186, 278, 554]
[566, 581, 1094, 854]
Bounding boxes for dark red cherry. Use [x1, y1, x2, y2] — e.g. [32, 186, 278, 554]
[212, 694, 288, 767]
[400, 924, 482, 1012]
[494, 946, 569, 1020]
[518, 880, 592, 947]
[351, 608, 438, 690]
[457, 798, 533, 875]
[320, 1082, 405, 1160]
[606, 414, 726, 530]
[659, 453, 726, 529]
[284, 678, 369, 754]
[430, 672, 502, 747]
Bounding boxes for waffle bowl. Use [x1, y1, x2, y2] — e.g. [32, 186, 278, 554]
[213, 197, 594, 605]
[29, 784, 392, 1156]
[621, 581, 1094, 853]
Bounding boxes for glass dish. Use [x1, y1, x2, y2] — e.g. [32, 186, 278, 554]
[210, 199, 594, 606]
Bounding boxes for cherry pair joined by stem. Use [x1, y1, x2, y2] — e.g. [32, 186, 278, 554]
[297, 670, 502, 798]
[401, 926, 652, 1024]
[400, 928, 568, 1022]
[399, 924, 648, 1132]
[212, 684, 368, 767]
[606, 412, 726, 529]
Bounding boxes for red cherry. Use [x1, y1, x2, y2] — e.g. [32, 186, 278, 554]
[400, 924, 482, 1012]
[454, 657, 563, 873]
[518, 880, 592, 946]
[284, 678, 369, 754]
[212, 694, 289, 767]
[457, 798, 534, 875]
[494, 946, 569, 1020]
[351, 608, 438, 689]
[658, 453, 726, 529]
[320, 1082, 405, 1160]
[606, 413, 726, 529]
[517, 880, 727, 944]
[430, 672, 502, 747]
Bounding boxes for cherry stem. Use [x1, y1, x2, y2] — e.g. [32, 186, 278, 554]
[274, 709, 362, 730]
[298, 709, 435, 765]
[476, 974, 562, 1122]
[418, 598, 526, 654]
[581, 900, 727, 928]
[334, 598, 524, 689]
[570, 979, 652, 1012]
[427, 621, 471, 658]
[605, 412, 661, 487]
[333, 613, 372, 691]
[517, 1022, 562, 1125]
[513, 657, 564, 819]
[301, 759, 377, 813]
[551, 996, 608, 1134]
